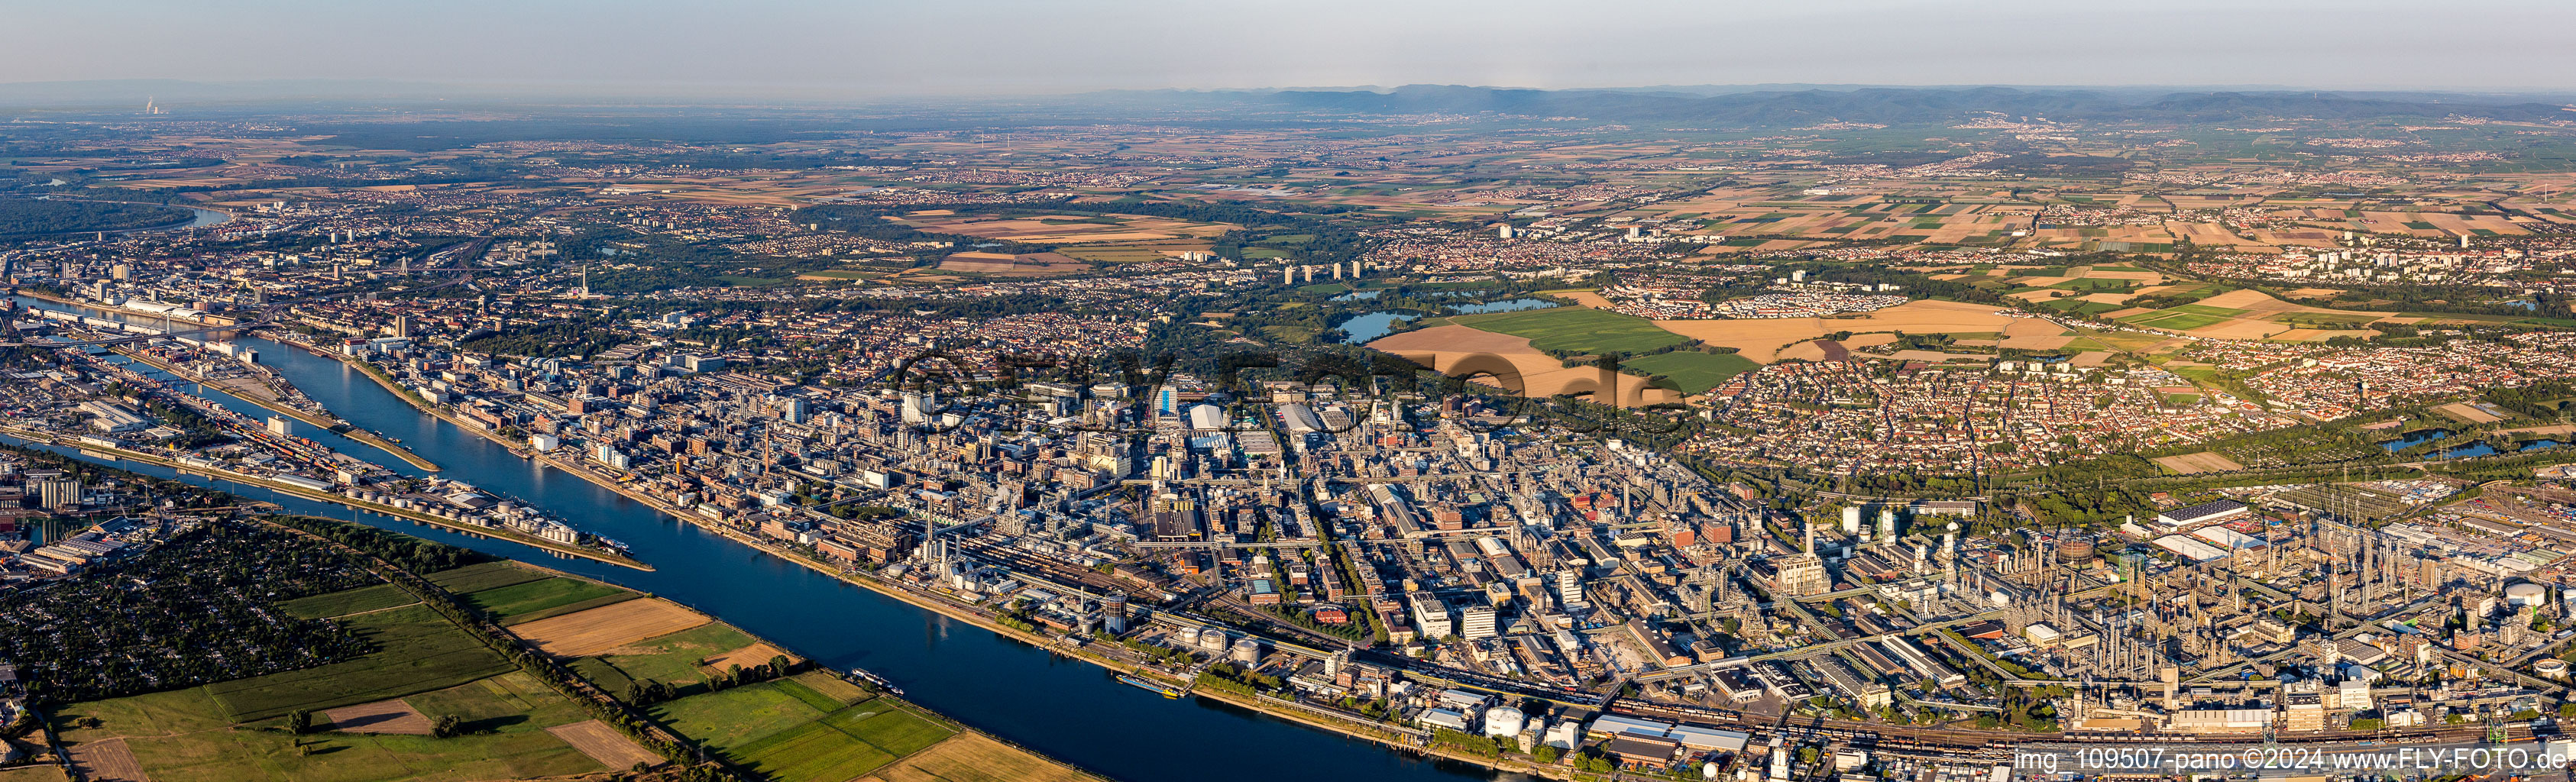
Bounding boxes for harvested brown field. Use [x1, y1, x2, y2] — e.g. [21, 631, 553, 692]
[1367, 325, 1684, 408]
[937, 251, 1090, 276]
[2154, 452, 2246, 474]
[2183, 319, 2291, 340]
[320, 699, 432, 735]
[862, 734, 1089, 782]
[2264, 327, 2376, 342]
[700, 642, 797, 675]
[1555, 290, 1617, 309]
[2437, 402, 2507, 424]
[546, 720, 664, 770]
[512, 598, 709, 658]
[66, 738, 147, 782]
[1652, 299, 2030, 363]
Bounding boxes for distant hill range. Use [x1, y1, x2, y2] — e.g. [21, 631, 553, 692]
[1110, 84, 2576, 128]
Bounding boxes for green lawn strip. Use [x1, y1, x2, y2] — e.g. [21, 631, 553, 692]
[461, 577, 629, 619]
[1621, 352, 1761, 396]
[497, 593, 639, 626]
[422, 562, 545, 593]
[1452, 306, 1688, 354]
[277, 583, 419, 619]
[203, 604, 513, 722]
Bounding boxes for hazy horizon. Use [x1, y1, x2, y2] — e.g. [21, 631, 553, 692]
[11, 0, 2576, 100]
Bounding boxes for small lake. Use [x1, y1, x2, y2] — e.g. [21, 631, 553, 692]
[2424, 438, 2564, 460]
[2380, 428, 2455, 452]
[1338, 298, 1556, 344]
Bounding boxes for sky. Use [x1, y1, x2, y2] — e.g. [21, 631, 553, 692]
[8, 0, 2576, 98]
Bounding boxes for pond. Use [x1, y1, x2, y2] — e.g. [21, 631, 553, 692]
[2379, 428, 2455, 452]
[1336, 298, 1556, 344]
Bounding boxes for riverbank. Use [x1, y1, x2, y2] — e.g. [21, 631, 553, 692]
[106, 342, 443, 472]
[21, 288, 445, 471]
[0, 423, 647, 570]
[497, 558, 1115, 782]
[298, 342, 1572, 782]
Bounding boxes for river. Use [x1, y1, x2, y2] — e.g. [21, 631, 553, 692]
[11, 296, 1512, 782]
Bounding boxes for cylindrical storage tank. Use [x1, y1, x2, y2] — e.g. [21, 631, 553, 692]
[2537, 659, 2569, 680]
[1199, 628, 1228, 651]
[2506, 583, 2548, 608]
[1102, 591, 1130, 634]
[1483, 706, 1526, 738]
[1230, 638, 1263, 664]
[2055, 535, 2095, 564]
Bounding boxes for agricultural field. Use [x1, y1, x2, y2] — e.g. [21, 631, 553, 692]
[61, 684, 607, 782]
[422, 561, 547, 593]
[936, 250, 1092, 276]
[865, 733, 1095, 782]
[651, 672, 958, 782]
[511, 597, 711, 658]
[1451, 306, 1688, 354]
[53, 663, 605, 782]
[547, 720, 664, 771]
[585, 622, 762, 689]
[2153, 452, 2248, 474]
[1367, 325, 1687, 409]
[895, 212, 1236, 244]
[202, 603, 513, 722]
[278, 583, 418, 619]
[1651, 299, 2047, 362]
[459, 576, 632, 621]
[2105, 289, 2388, 341]
[1621, 351, 1763, 396]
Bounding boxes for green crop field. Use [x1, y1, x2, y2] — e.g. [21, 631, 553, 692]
[1057, 245, 1168, 263]
[569, 657, 636, 697]
[462, 577, 629, 619]
[649, 675, 958, 782]
[2038, 299, 2125, 316]
[2120, 309, 2231, 331]
[2276, 312, 2384, 325]
[1623, 352, 1761, 396]
[204, 604, 513, 722]
[57, 680, 600, 782]
[424, 562, 546, 593]
[279, 583, 418, 619]
[719, 693, 956, 782]
[729, 721, 895, 782]
[587, 622, 759, 689]
[653, 680, 829, 750]
[1454, 306, 1688, 354]
[2167, 304, 2250, 318]
[402, 671, 593, 735]
[2131, 312, 2231, 331]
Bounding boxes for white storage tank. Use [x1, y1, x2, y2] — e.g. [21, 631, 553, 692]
[1482, 706, 1526, 738]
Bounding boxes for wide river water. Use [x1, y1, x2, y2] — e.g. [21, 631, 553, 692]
[11, 296, 1513, 782]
